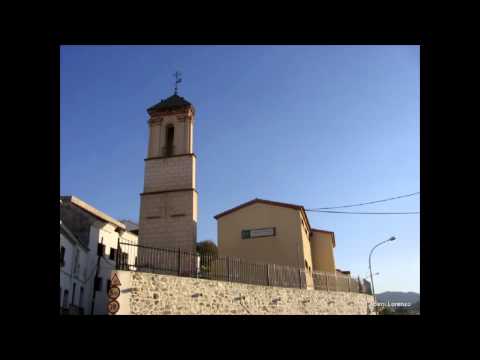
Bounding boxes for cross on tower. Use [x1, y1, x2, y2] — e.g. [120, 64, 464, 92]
[174, 71, 182, 95]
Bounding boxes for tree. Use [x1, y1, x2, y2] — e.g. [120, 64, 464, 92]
[196, 240, 218, 256]
[196, 240, 218, 277]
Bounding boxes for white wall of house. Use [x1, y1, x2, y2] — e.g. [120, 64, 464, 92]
[87, 222, 138, 315]
[92, 223, 117, 315]
[60, 232, 75, 309]
[60, 228, 91, 313]
[60, 197, 139, 315]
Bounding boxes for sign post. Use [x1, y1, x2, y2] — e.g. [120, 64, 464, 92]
[107, 273, 122, 315]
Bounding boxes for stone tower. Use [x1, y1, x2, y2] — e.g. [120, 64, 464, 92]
[138, 92, 197, 252]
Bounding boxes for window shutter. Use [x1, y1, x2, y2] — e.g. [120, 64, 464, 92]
[97, 243, 105, 256]
[60, 247, 65, 267]
[94, 277, 102, 291]
[241, 230, 251, 239]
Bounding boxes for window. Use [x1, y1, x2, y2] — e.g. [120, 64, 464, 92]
[109, 248, 117, 260]
[97, 243, 105, 256]
[63, 290, 69, 309]
[60, 246, 65, 267]
[72, 283, 76, 305]
[73, 249, 80, 275]
[241, 227, 275, 239]
[79, 287, 84, 308]
[165, 125, 174, 156]
[94, 277, 102, 291]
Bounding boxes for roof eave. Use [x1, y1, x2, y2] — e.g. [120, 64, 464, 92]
[214, 198, 306, 220]
[60, 221, 90, 252]
[60, 195, 126, 231]
[147, 105, 195, 116]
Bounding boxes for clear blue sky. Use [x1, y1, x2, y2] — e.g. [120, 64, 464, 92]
[60, 45, 419, 293]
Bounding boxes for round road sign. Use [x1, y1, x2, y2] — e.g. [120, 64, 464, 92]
[108, 300, 120, 314]
[108, 286, 121, 300]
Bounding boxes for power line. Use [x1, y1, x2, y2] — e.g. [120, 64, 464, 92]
[306, 210, 419, 214]
[306, 192, 420, 210]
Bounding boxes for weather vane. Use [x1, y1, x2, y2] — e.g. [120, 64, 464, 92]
[174, 71, 182, 95]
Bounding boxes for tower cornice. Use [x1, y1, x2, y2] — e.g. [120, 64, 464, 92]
[140, 188, 198, 196]
[144, 153, 196, 161]
[148, 117, 164, 126]
[148, 107, 195, 120]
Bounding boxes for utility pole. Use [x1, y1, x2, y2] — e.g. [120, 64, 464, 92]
[90, 237, 104, 315]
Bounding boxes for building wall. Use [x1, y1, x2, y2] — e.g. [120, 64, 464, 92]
[60, 196, 139, 315]
[139, 108, 197, 252]
[139, 190, 197, 251]
[90, 223, 139, 315]
[143, 155, 195, 192]
[60, 232, 91, 312]
[60, 233, 76, 308]
[298, 214, 314, 288]
[147, 112, 193, 158]
[111, 270, 375, 315]
[217, 203, 307, 268]
[310, 231, 336, 273]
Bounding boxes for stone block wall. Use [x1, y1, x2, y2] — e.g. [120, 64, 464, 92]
[138, 190, 197, 251]
[143, 156, 195, 192]
[111, 270, 375, 315]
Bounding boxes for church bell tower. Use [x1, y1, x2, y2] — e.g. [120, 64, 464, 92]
[138, 74, 197, 252]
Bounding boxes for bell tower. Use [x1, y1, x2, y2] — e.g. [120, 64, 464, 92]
[138, 76, 197, 252]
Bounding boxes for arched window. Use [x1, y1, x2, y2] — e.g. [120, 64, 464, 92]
[165, 125, 174, 156]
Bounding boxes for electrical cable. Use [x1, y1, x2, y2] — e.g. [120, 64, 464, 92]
[306, 192, 419, 211]
[306, 210, 419, 214]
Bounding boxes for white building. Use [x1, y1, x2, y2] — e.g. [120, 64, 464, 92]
[119, 219, 139, 234]
[60, 196, 138, 315]
[60, 218, 90, 314]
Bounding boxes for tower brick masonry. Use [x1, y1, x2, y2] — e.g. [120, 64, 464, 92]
[138, 93, 198, 252]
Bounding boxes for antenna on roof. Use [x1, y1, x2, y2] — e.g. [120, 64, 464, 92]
[174, 71, 182, 95]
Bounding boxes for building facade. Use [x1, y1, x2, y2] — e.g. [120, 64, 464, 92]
[310, 229, 336, 273]
[138, 93, 198, 252]
[60, 196, 138, 315]
[215, 198, 338, 289]
[60, 219, 90, 314]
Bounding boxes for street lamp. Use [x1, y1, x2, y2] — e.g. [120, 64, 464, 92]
[369, 236, 396, 304]
[366, 271, 379, 279]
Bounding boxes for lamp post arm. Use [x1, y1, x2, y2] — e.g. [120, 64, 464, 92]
[369, 239, 391, 261]
[368, 239, 392, 301]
